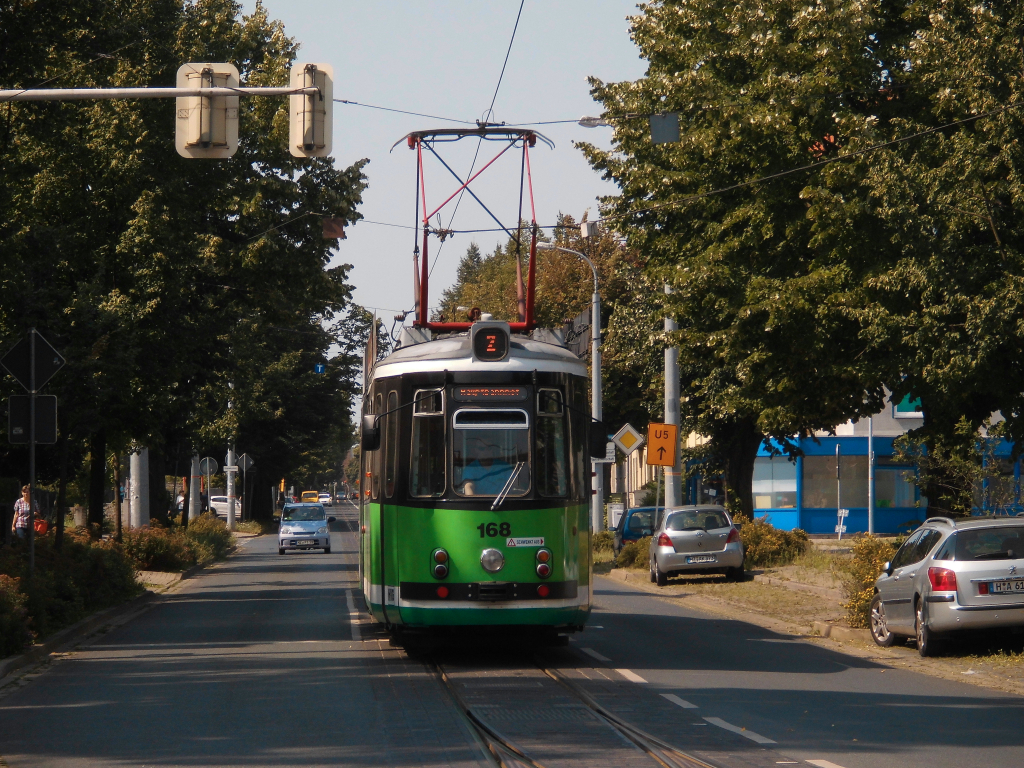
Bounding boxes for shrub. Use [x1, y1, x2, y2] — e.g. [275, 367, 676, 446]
[0, 574, 32, 657]
[592, 530, 614, 553]
[736, 514, 809, 567]
[236, 520, 265, 535]
[616, 536, 652, 569]
[842, 535, 902, 628]
[185, 513, 233, 561]
[122, 526, 199, 572]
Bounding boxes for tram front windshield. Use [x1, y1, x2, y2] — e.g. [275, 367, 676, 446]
[453, 409, 530, 497]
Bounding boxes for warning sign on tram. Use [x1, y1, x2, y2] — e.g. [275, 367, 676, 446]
[646, 423, 678, 467]
[506, 537, 544, 547]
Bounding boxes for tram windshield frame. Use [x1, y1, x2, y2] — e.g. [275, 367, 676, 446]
[451, 408, 531, 498]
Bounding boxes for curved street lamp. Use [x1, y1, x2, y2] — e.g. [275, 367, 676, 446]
[536, 242, 604, 532]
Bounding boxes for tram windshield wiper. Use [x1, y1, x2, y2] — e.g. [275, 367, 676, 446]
[491, 462, 526, 511]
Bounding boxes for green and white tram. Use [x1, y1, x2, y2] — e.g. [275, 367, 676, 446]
[359, 320, 599, 636]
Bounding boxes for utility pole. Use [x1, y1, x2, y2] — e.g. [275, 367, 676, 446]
[129, 448, 150, 528]
[28, 329, 36, 575]
[188, 454, 201, 521]
[868, 417, 875, 535]
[664, 284, 681, 507]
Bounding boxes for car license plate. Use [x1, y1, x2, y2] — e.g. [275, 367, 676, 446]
[686, 554, 717, 564]
[296, 539, 315, 546]
[990, 580, 1024, 594]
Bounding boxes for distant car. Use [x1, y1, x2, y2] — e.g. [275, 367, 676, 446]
[318, 492, 332, 506]
[278, 503, 335, 555]
[300, 491, 319, 503]
[209, 495, 242, 519]
[349, 491, 358, 500]
[647, 505, 745, 585]
[870, 516, 1024, 656]
[614, 506, 658, 553]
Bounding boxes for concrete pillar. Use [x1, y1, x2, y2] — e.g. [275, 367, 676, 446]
[664, 284, 682, 507]
[130, 448, 150, 528]
[188, 454, 201, 521]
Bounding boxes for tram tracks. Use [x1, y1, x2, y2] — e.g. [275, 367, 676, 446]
[432, 657, 718, 768]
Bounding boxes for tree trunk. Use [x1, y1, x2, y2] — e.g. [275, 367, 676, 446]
[721, 417, 764, 520]
[148, 448, 169, 525]
[87, 429, 106, 534]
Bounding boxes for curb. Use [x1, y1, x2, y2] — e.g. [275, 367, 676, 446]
[0, 590, 158, 683]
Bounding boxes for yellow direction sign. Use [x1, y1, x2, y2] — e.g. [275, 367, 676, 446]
[646, 423, 678, 467]
[612, 423, 644, 456]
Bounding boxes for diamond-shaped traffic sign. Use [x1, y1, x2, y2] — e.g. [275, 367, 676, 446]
[612, 423, 645, 457]
[1, 330, 65, 393]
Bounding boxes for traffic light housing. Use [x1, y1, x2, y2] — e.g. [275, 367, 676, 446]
[289, 63, 333, 158]
[175, 63, 239, 158]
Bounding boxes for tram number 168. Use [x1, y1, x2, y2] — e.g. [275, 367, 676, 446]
[477, 522, 511, 538]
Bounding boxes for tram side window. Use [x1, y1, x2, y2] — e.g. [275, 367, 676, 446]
[410, 388, 445, 498]
[536, 388, 567, 497]
[453, 409, 531, 497]
[372, 393, 382, 499]
[385, 391, 399, 497]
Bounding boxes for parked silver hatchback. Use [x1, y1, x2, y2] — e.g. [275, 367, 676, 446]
[871, 516, 1024, 656]
[647, 505, 745, 585]
[278, 503, 335, 555]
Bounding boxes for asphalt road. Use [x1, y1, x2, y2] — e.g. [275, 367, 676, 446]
[578, 576, 1024, 768]
[0, 503, 1021, 767]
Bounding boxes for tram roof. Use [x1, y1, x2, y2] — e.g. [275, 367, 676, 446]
[370, 331, 587, 380]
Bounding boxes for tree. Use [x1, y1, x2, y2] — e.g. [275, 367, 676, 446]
[0, 0, 369, 526]
[579, 0, 904, 515]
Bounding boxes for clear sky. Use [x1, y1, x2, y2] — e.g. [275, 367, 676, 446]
[241, 0, 647, 328]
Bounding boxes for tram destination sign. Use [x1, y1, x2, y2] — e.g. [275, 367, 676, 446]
[453, 386, 529, 402]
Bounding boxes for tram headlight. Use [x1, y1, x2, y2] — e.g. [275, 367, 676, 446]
[432, 549, 449, 579]
[480, 548, 504, 573]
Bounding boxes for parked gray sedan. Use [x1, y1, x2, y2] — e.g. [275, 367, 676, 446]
[278, 503, 335, 555]
[648, 505, 745, 585]
[871, 516, 1024, 656]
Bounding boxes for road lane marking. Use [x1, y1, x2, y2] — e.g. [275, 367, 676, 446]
[806, 761, 848, 768]
[703, 717, 776, 744]
[661, 693, 698, 709]
[615, 668, 647, 684]
[345, 589, 362, 641]
[580, 647, 611, 662]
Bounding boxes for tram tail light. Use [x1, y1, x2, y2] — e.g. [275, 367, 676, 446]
[536, 563, 551, 578]
[432, 549, 450, 579]
[537, 584, 550, 598]
[657, 533, 674, 549]
[536, 548, 551, 564]
[436, 586, 449, 598]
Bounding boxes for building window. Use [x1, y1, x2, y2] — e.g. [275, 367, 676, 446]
[875, 467, 916, 508]
[802, 455, 869, 508]
[752, 457, 797, 509]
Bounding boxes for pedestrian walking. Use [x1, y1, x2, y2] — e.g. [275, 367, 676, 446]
[11, 485, 37, 542]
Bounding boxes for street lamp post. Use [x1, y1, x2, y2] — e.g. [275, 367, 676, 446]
[536, 242, 604, 533]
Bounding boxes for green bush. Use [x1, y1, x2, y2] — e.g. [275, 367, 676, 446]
[185, 513, 233, 561]
[592, 530, 614, 553]
[616, 536, 652, 569]
[0, 574, 32, 657]
[842, 535, 902, 628]
[122, 526, 199, 571]
[236, 520, 265, 535]
[736, 514, 809, 567]
[0, 530, 143, 647]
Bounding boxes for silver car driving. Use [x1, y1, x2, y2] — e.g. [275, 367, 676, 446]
[871, 516, 1024, 656]
[648, 505, 745, 585]
[278, 503, 335, 555]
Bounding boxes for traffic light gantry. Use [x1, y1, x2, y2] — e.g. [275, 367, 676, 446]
[0, 61, 333, 160]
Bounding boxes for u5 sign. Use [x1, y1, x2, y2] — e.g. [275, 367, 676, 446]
[646, 422, 678, 467]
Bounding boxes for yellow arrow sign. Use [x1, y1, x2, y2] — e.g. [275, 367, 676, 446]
[646, 423, 678, 467]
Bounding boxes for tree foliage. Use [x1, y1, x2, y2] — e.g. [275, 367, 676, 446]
[0, 0, 370, 515]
